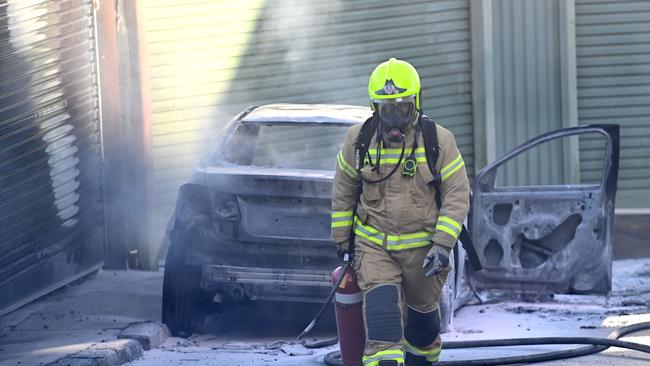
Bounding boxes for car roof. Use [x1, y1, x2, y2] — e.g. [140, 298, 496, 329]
[241, 103, 372, 125]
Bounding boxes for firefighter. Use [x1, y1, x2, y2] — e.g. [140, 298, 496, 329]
[331, 58, 470, 366]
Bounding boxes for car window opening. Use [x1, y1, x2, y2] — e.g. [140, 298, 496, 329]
[215, 123, 349, 170]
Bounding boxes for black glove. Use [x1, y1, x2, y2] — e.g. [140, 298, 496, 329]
[336, 240, 353, 263]
[336, 247, 347, 261]
[422, 244, 451, 277]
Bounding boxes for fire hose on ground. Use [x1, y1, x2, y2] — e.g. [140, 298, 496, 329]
[320, 321, 650, 365]
[299, 263, 650, 366]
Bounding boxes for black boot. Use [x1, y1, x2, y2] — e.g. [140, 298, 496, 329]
[405, 352, 431, 366]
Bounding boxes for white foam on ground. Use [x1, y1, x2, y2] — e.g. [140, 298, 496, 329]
[126, 259, 650, 365]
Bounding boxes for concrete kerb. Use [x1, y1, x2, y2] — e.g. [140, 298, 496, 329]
[46, 321, 170, 366]
[47, 339, 142, 366]
[118, 321, 171, 350]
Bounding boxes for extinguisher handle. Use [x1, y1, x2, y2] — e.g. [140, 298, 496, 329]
[343, 251, 353, 263]
[346, 220, 356, 263]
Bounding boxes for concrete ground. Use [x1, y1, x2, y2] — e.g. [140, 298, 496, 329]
[0, 270, 162, 366]
[2, 259, 650, 366]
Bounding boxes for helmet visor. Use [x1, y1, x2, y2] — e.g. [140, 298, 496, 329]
[376, 97, 416, 129]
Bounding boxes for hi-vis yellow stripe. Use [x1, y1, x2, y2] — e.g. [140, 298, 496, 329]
[405, 340, 441, 362]
[331, 211, 353, 228]
[366, 147, 427, 165]
[435, 216, 462, 240]
[368, 147, 426, 155]
[337, 150, 359, 180]
[369, 157, 427, 165]
[354, 216, 433, 250]
[441, 153, 464, 181]
[363, 349, 405, 366]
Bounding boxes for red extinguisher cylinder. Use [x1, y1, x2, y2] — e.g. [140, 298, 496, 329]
[332, 266, 365, 366]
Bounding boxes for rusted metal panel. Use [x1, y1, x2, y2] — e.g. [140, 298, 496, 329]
[95, 0, 127, 269]
[116, 0, 156, 269]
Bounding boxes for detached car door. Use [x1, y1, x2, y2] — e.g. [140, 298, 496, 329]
[469, 125, 619, 294]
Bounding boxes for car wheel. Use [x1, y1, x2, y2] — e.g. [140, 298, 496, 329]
[161, 240, 205, 337]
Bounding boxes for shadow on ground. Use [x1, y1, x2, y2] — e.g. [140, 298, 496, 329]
[204, 300, 337, 338]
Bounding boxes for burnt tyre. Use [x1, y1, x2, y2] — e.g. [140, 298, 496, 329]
[162, 240, 212, 337]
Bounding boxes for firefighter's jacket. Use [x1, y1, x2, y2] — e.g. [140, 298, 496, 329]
[331, 118, 470, 251]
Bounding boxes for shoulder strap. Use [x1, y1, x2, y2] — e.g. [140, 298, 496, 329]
[354, 113, 380, 171]
[420, 115, 442, 208]
[348, 114, 379, 254]
[421, 115, 483, 271]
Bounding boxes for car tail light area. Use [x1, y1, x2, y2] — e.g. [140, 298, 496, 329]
[169, 184, 240, 245]
[212, 193, 240, 238]
[213, 195, 240, 221]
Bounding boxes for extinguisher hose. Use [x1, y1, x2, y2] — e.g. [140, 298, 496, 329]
[298, 261, 352, 340]
[323, 321, 650, 365]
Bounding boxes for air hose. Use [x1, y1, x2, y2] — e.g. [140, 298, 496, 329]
[322, 321, 650, 365]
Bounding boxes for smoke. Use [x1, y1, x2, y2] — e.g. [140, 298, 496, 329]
[259, 0, 360, 104]
[266, 0, 343, 65]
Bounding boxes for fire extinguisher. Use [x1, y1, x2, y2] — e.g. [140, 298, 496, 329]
[332, 266, 364, 366]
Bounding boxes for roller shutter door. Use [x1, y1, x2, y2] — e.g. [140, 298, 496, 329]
[0, 0, 104, 315]
[491, 0, 573, 187]
[576, 0, 650, 208]
[142, 0, 473, 237]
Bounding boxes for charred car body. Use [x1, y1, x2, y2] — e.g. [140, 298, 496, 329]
[162, 104, 619, 337]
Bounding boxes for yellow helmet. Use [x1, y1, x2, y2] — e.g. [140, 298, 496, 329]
[368, 58, 421, 110]
[368, 58, 421, 142]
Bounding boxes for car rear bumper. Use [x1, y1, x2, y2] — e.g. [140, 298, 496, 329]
[201, 265, 333, 303]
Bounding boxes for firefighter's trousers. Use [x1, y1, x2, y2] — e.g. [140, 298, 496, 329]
[353, 236, 450, 365]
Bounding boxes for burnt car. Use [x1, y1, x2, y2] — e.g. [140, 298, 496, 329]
[162, 104, 373, 336]
[161, 103, 619, 337]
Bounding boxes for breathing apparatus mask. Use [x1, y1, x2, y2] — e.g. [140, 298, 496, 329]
[375, 95, 417, 143]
